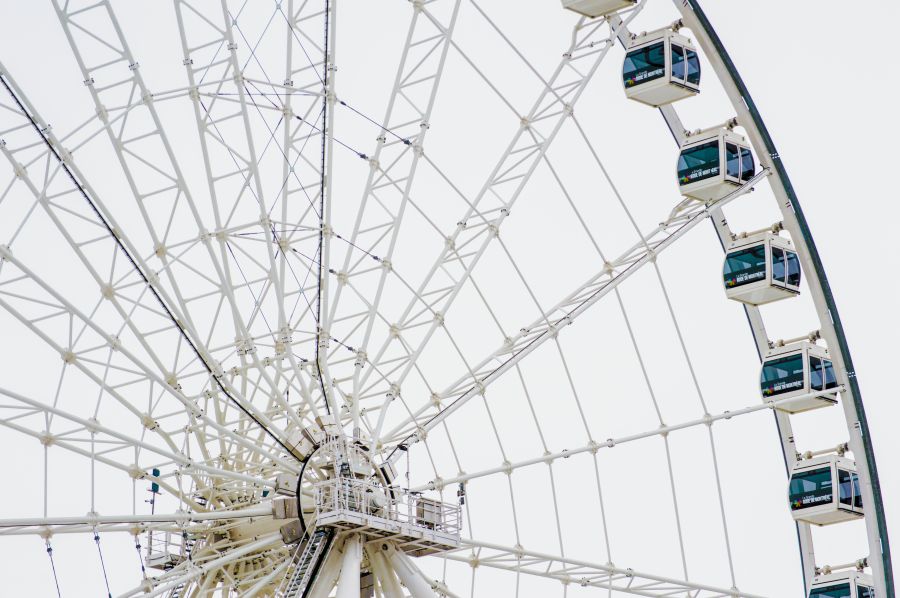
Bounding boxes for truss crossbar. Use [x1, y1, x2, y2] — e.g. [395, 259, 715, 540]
[448, 539, 765, 597]
[384, 169, 769, 448]
[363, 10, 646, 447]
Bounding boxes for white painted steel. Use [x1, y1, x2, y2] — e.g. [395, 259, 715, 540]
[335, 534, 361, 598]
[0, 1, 885, 596]
[670, 3, 891, 594]
[366, 547, 404, 598]
[387, 546, 438, 598]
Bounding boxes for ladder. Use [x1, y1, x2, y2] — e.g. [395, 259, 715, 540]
[277, 528, 334, 598]
[167, 583, 185, 598]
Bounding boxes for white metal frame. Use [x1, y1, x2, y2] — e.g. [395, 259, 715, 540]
[0, 1, 889, 596]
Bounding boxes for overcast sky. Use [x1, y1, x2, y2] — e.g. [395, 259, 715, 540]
[0, 1, 897, 597]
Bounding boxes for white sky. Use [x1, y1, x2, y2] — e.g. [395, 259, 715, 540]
[0, 1, 897, 597]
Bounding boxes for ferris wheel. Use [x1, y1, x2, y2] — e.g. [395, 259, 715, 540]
[0, 0, 892, 597]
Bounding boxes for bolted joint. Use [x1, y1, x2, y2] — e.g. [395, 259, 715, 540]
[141, 413, 159, 431]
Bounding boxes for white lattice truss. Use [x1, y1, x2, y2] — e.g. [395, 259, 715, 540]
[0, 0, 878, 596]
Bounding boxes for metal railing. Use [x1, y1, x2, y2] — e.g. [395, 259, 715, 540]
[146, 530, 191, 570]
[314, 477, 461, 536]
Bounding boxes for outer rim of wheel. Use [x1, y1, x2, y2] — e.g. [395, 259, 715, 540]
[679, 1, 894, 595]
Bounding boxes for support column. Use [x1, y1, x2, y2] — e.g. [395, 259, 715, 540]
[385, 546, 437, 598]
[308, 542, 344, 598]
[366, 546, 404, 598]
[336, 534, 362, 598]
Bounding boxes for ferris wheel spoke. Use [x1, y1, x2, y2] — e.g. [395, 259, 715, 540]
[0, 239, 297, 469]
[0, 246, 299, 486]
[380, 168, 768, 448]
[0, 504, 272, 537]
[0, 385, 281, 499]
[173, 1, 319, 414]
[326, 0, 462, 432]
[360, 14, 640, 447]
[410, 386, 840, 495]
[50, 0, 241, 352]
[116, 532, 282, 598]
[443, 538, 767, 598]
[19, 4, 310, 449]
[278, 0, 330, 394]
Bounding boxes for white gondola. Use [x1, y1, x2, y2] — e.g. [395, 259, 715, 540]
[809, 571, 875, 598]
[789, 454, 864, 526]
[760, 341, 838, 413]
[561, 0, 636, 18]
[623, 29, 700, 106]
[678, 128, 755, 201]
[724, 232, 801, 305]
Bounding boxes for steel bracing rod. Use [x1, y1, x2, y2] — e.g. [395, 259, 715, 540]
[308, 0, 340, 420]
[0, 523, 183, 537]
[281, 0, 332, 423]
[0, 506, 272, 529]
[135, 539, 286, 595]
[245, 559, 290, 598]
[326, 0, 462, 432]
[0, 64, 297, 459]
[51, 0, 308, 440]
[216, 0, 290, 339]
[0, 248, 298, 477]
[365, 7, 647, 448]
[0, 386, 284, 490]
[606, 14, 818, 588]
[0, 102, 294, 478]
[116, 532, 281, 598]
[0, 416, 207, 516]
[173, 0, 323, 441]
[672, 2, 893, 595]
[410, 387, 841, 492]
[448, 538, 769, 598]
[382, 168, 768, 448]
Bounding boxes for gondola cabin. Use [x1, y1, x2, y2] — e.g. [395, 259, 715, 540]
[723, 232, 801, 305]
[623, 29, 700, 106]
[809, 572, 875, 598]
[561, 0, 636, 18]
[678, 129, 755, 201]
[760, 341, 838, 413]
[789, 455, 864, 526]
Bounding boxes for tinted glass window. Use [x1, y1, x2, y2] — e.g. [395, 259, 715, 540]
[671, 44, 685, 81]
[726, 143, 740, 178]
[678, 141, 720, 185]
[824, 359, 838, 390]
[811, 583, 852, 598]
[838, 469, 863, 509]
[839, 468, 854, 506]
[723, 245, 766, 288]
[686, 48, 701, 85]
[772, 246, 786, 284]
[810, 356, 824, 391]
[786, 251, 801, 286]
[624, 42, 666, 87]
[761, 353, 805, 397]
[740, 147, 755, 181]
[790, 466, 833, 511]
[858, 585, 875, 598]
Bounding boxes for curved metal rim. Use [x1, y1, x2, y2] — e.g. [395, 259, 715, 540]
[682, 1, 894, 595]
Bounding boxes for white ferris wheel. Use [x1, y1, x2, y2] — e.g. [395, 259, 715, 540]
[0, 1, 892, 597]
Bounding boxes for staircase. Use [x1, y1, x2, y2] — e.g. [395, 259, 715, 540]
[277, 528, 334, 598]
